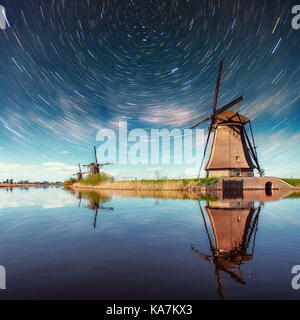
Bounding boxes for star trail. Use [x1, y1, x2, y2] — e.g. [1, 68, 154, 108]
[0, 0, 299, 181]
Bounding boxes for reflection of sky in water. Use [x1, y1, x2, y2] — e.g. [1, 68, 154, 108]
[0, 187, 300, 299]
[0, 187, 77, 209]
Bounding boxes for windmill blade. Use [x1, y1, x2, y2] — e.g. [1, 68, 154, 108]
[212, 59, 223, 113]
[78, 163, 81, 173]
[214, 96, 243, 116]
[197, 123, 213, 178]
[94, 146, 98, 163]
[190, 116, 211, 129]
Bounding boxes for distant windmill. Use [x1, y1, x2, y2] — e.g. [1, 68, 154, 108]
[191, 60, 262, 178]
[73, 163, 88, 182]
[83, 146, 113, 175]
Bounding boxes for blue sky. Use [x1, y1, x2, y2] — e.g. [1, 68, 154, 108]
[0, 0, 299, 181]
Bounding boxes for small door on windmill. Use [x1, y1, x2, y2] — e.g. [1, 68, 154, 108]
[222, 180, 244, 199]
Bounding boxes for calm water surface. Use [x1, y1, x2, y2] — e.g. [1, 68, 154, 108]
[0, 186, 300, 300]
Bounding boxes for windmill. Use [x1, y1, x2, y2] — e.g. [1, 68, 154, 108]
[83, 146, 113, 175]
[72, 163, 88, 182]
[191, 60, 262, 178]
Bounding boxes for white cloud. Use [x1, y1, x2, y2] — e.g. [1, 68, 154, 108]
[0, 161, 77, 182]
[146, 167, 162, 172]
[140, 105, 196, 126]
[0, 162, 22, 172]
[43, 162, 76, 173]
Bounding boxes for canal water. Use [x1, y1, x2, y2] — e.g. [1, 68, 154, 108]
[0, 186, 299, 300]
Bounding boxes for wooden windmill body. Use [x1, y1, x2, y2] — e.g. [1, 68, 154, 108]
[83, 146, 113, 175]
[205, 111, 256, 178]
[191, 60, 262, 178]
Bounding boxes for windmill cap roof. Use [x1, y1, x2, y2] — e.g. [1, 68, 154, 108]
[86, 162, 99, 166]
[215, 110, 249, 124]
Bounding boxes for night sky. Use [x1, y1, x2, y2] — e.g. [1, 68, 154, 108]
[0, 0, 299, 181]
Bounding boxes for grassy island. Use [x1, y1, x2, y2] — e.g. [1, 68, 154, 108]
[64, 173, 218, 191]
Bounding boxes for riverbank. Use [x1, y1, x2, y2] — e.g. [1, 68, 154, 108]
[68, 187, 300, 202]
[66, 176, 300, 193]
[281, 178, 300, 188]
[67, 178, 218, 192]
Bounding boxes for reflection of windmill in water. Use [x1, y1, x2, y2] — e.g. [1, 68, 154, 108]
[77, 191, 113, 228]
[191, 198, 261, 299]
[83, 146, 113, 175]
[191, 59, 262, 178]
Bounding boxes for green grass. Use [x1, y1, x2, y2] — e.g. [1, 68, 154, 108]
[80, 173, 114, 186]
[196, 177, 219, 185]
[115, 177, 218, 186]
[64, 175, 218, 190]
[281, 178, 300, 187]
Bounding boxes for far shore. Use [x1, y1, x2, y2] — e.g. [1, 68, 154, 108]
[0, 183, 62, 188]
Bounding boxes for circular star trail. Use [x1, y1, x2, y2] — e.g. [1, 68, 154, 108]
[0, 0, 299, 178]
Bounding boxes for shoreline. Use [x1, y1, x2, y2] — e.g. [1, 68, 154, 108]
[65, 178, 300, 194]
[66, 184, 300, 202]
[67, 177, 300, 192]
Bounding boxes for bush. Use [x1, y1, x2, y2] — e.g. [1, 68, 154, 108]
[64, 177, 77, 187]
[182, 179, 189, 185]
[80, 173, 114, 186]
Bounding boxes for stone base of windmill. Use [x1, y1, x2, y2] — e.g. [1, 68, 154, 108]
[205, 177, 292, 190]
[188, 177, 295, 202]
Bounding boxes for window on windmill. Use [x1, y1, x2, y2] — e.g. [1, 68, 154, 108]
[236, 156, 240, 162]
